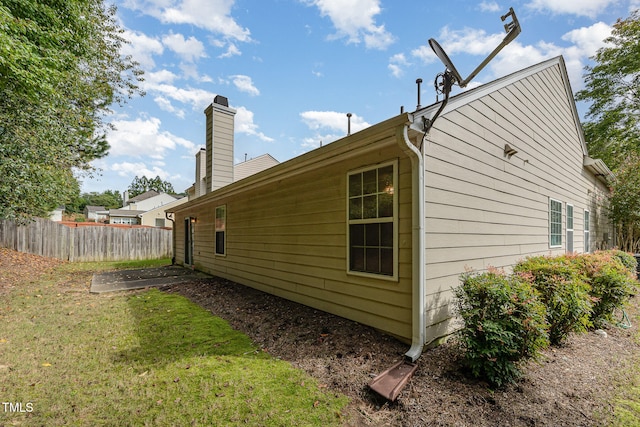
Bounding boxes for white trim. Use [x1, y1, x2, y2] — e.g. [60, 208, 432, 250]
[346, 159, 399, 282]
[549, 198, 563, 248]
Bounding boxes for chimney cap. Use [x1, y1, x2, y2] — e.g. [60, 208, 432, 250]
[213, 95, 229, 107]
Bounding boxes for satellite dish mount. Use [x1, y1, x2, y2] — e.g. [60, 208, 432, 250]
[423, 7, 521, 134]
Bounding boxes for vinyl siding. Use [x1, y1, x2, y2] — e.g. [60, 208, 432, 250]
[422, 62, 611, 340]
[173, 117, 414, 340]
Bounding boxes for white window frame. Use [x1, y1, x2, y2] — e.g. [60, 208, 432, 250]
[215, 205, 226, 256]
[549, 198, 563, 248]
[584, 209, 590, 253]
[346, 160, 398, 281]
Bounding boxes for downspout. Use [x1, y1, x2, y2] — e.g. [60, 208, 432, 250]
[396, 120, 426, 362]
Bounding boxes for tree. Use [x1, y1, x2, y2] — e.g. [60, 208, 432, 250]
[0, 0, 143, 222]
[66, 190, 124, 213]
[575, 9, 640, 170]
[127, 176, 176, 198]
[608, 153, 640, 252]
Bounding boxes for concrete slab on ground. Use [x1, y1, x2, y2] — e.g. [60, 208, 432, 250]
[90, 265, 209, 293]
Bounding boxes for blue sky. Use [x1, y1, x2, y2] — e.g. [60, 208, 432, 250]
[81, 0, 640, 194]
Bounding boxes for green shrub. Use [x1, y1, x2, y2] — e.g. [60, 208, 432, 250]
[610, 250, 639, 276]
[514, 255, 592, 345]
[454, 270, 549, 387]
[574, 251, 637, 327]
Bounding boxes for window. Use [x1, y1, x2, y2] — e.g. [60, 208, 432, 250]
[549, 199, 562, 248]
[215, 205, 226, 255]
[566, 204, 573, 253]
[584, 210, 590, 253]
[347, 161, 397, 279]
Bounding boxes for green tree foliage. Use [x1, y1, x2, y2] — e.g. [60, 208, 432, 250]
[576, 10, 640, 170]
[66, 190, 124, 213]
[0, 0, 143, 222]
[608, 153, 640, 252]
[128, 176, 176, 198]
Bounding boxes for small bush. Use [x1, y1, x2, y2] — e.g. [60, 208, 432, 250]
[610, 250, 639, 277]
[514, 255, 592, 345]
[574, 251, 637, 327]
[454, 270, 549, 387]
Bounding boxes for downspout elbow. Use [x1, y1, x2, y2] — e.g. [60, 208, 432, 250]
[395, 121, 425, 362]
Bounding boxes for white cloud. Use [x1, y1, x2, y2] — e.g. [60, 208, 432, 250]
[145, 69, 179, 85]
[218, 43, 242, 58]
[479, 1, 501, 12]
[304, 0, 395, 49]
[154, 96, 186, 118]
[234, 106, 274, 142]
[300, 111, 371, 134]
[231, 75, 260, 96]
[388, 53, 409, 78]
[141, 79, 215, 110]
[111, 162, 169, 180]
[561, 22, 612, 56]
[107, 117, 196, 159]
[121, 30, 164, 69]
[124, 0, 251, 41]
[162, 32, 207, 62]
[527, 0, 618, 18]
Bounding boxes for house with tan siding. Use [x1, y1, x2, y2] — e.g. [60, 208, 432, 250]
[168, 57, 613, 362]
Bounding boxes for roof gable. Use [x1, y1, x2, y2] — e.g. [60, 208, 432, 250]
[412, 56, 589, 157]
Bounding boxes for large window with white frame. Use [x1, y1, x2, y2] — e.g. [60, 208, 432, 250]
[347, 161, 397, 279]
[584, 209, 590, 253]
[549, 198, 562, 248]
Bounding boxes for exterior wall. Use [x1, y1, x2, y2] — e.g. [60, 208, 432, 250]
[172, 117, 414, 340]
[421, 62, 613, 341]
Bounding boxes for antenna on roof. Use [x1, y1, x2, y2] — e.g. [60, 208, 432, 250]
[422, 7, 521, 134]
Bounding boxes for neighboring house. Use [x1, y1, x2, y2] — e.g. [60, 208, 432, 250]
[186, 148, 279, 201]
[122, 190, 180, 211]
[234, 154, 280, 182]
[84, 206, 106, 222]
[140, 196, 189, 227]
[49, 206, 65, 222]
[108, 209, 146, 225]
[168, 57, 614, 362]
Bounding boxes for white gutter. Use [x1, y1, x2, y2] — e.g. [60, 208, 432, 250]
[396, 121, 426, 362]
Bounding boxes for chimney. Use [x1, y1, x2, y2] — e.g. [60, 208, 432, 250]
[194, 147, 207, 198]
[204, 95, 236, 193]
[123, 190, 129, 206]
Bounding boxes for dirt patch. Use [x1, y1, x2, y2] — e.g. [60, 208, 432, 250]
[0, 248, 64, 295]
[164, 277, 640, 427]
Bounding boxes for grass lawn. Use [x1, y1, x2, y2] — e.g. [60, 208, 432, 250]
[0, 259, 348, 426]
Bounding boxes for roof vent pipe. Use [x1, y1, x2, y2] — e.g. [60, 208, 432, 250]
[416, 78, 423, 110]
[347, 113, 352, 136]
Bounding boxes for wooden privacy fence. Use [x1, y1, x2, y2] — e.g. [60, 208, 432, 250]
[0, 218, 173, 262]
